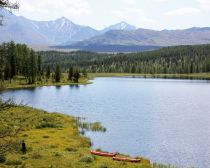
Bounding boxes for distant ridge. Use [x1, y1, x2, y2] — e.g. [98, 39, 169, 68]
[1, 9, 210, 52]
[51, 44, 162, 53]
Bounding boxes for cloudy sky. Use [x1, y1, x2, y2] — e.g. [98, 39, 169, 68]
[10, 0, 210, 30]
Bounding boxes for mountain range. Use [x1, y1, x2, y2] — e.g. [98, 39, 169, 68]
[1, 9, 210, 52]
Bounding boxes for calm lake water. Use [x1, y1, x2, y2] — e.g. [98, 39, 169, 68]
[1, 77, 210, 168]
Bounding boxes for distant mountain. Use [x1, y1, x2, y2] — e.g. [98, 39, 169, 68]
[0, 9, 99, 45]
[1, 9, 210, 52]
[31, 17, 99, 45]
[61, 21, 136, 46]
[101, 21, 136, 33]
[65, 27, 210, 52]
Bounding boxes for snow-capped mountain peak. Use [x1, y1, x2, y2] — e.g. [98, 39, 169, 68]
[101, 21, 136, 33]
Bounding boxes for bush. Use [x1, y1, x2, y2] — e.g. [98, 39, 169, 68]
[36, 122, 60, 129]
[79, 155, 94, 163]
[35, 116, 63, 129]
[54, 152, 63, 157]
[5, 159, 22, 165]
[43, 135, 50, 138]
[98, 165, 108, 168]
[65, 147, 77, 152]
[0, 154, 6, 163]
[31, 152, 42, 159]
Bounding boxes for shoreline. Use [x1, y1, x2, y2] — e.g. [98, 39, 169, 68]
[0, 105, 152, 168]
[89, 73, 210, 80]
[0, 80, 92, 92]
[1, 73, 210, 92]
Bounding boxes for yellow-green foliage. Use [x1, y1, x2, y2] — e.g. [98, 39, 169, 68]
[0, 106, 152, 168]
[0, 74, 91, 91]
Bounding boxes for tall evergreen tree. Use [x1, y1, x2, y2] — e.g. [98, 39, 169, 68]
[46, 65, 51, 79]
[68, 66, 74, 81]
[73, 69, 80, 83]
[82, 68, 88, 78]
[8, 41, 17, 78]
[29, 50, 37, 84]
[37, 55, 42, 75]
[55, 64, 61, 82]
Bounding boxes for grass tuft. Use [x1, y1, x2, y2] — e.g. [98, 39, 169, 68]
[80, 155, 95, 163]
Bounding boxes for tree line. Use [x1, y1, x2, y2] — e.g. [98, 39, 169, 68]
[1, 42, 210, 86]
[40, 44, 210, 74]
[0, 42, 83, 86]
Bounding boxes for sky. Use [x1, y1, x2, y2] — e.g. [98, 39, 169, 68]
[10, 0, 210, 30]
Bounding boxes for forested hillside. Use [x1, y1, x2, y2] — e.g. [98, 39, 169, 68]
[0, 42, 42, 84]
[40, 44, 210, 74]
[1, 42, 210, 87]
[0, 42, 84, 88]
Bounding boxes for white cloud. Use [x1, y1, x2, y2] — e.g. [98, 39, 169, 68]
[197, 0, 210, 10]
[123, 0, 136, 5]
[15, 0, 92, 20]
[111, 7, 154, 23]
[165, 7, 201, 17]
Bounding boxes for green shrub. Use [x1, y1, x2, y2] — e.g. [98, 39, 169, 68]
[65, 147, 77, 152]
[50, 145, 58, 149]
[5, 159, 22, 165]
[21, 155, 28, 160]
[79, 155, 94, 163]
[0, 154, 6, 163]
[36, 122, 59, 129]
[19, 163, 26, 168]
[31, 152, 42, 159]
[35, 116, 63, 129]
[43, 135, 50, 138]
[98, 165, 108, 168]
[54, 152, 63, 157]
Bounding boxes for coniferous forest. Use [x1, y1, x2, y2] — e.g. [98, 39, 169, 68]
[1, 42, 210, 87]
[40, 44, 210, 74]
[0, 42, 82, 86]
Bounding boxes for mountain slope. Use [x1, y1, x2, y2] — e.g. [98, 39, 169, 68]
[69, 27, 210, 48]
[0, 9, 99, 45]
[0, 9, 51, 45]
[101, 21, 136, 33]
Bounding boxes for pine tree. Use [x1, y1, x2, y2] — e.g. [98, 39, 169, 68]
[82, 68, 88, 78]
[46, 66, 51, 79]
[68, 66, 74, 81]
[73, 69, 80, 83]
[29, 50, 37, 84]
[9, 41, 17, 78]
[37, 55, 42, 75]
[55, 64, 61, 82]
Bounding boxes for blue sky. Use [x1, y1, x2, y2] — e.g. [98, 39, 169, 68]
[12, 0, 210, 30]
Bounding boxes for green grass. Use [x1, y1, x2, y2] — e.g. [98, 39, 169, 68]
[0, 105, 152, 168]
[0, 74, 91, 91]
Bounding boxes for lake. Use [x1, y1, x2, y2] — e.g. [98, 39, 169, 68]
[1, 77, 210, 168]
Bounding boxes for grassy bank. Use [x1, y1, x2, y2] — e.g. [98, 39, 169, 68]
[0, 105, 152, 168]
[0, 74, 91, 91]
[89, 73, 210, 80]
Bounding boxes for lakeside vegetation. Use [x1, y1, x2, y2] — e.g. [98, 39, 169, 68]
[0, 41, 208, 168]
[0, 100, 154, 168]
[1, 42, 210, 90]
[0, 42, 89, 90]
